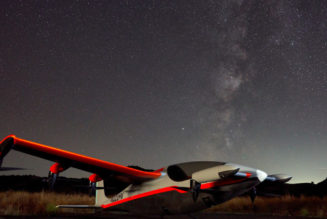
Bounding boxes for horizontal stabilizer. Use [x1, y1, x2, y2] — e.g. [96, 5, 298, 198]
[75, 185, 105, 190]
[0, 167, 27, 171]
[56, 205, 101, 209]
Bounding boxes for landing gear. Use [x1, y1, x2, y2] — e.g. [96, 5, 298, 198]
[190, 179, 201, 202]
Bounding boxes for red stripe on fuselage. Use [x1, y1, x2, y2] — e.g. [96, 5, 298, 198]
[101, 187, 187, 209]
[102, 173, 253, 209]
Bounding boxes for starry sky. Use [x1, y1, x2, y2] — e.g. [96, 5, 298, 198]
[1, 1, 327, 183]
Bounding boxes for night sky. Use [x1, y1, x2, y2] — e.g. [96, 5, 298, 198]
[1, 1, 327, 183]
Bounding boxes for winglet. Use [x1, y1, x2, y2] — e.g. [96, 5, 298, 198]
[0, 135, 16, 168]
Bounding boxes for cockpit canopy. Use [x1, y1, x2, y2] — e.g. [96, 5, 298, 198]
[167, 161, 225, 181]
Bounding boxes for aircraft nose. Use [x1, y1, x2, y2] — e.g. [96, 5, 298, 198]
[256, 169, 267, 182]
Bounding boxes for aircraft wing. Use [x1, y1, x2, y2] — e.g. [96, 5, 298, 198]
[0, 135, 161, 183]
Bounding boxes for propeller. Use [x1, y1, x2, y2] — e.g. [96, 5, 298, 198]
[189, 166, 241, 202]
[0, 167, 27, 171]
[47, 163, 67, 190]
[88, 174, 102, 196]
[0, 153, 28, 171]
[190, 179, 201, 202]
[47, 171, 58, 190]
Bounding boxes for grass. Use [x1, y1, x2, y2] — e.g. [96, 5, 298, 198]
[0, 190, 94, 216]
[207, 195, 327, 218]
[0, 191, 326, 217]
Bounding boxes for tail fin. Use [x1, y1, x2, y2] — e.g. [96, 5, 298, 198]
[95, 180, 110, 206]
[265, 174, 292, 183]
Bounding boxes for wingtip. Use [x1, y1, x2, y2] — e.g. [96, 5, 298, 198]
[0, 135, 17, 166]
[0, 134, 17, 145]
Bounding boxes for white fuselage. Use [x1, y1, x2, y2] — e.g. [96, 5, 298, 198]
[96, 162, 267, 215]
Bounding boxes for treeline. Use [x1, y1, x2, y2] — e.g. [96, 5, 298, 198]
[256, 178, 327, 197]
[0, 175, 90, 194]
[1, 175, 327, 197]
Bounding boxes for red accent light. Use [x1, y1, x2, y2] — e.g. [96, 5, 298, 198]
[0, 135, 16, 145]
[101, 187, 187, 209]
[50, 163, 65, 174]
[89, 173, 102, 183]
[153, 167, 164, 173]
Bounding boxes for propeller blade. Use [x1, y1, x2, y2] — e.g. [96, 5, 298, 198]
[47, 171, 58, 190]
[89, 182, 96, 196]
[0, 167, 27, 171]
[250, 187, 256, 203]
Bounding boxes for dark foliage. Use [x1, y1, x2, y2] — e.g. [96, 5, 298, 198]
[1, 175, 326, 198]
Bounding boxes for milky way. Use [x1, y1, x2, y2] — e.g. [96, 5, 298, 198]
[1, 1, 327, 183]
